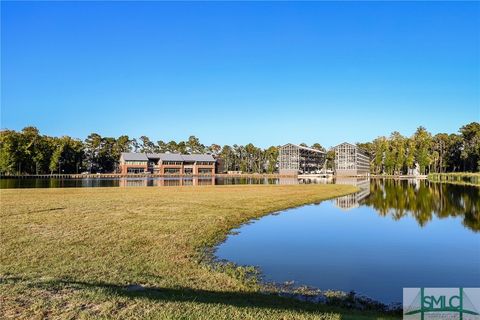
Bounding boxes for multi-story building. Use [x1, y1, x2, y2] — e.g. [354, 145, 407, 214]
[333, 142, 370, 176]
[119, 153, 216, 175]
[278, 143, 326, 175]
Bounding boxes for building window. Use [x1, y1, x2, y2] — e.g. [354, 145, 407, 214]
[163, 161, 183, 165]
[127, 168, 145, 173]
[198, 168, 213, 174]
[164, 168, 180, 174]
[125, 161, 147, 165]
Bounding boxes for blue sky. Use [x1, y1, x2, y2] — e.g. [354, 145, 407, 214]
[1, 1, 479, 148]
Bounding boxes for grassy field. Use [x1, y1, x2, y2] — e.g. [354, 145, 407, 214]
[0, 184, 396, 319]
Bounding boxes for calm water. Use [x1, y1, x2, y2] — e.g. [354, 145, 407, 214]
[0, 176, 330, 188]
[215, 179, 480, 304]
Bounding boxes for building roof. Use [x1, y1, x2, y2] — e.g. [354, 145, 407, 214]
[121, 152, 149, 161]
[333, 142, 358, 149]
[153, 153, 184, 161]
[121, 153, 215, 162]
[281, 143, 326, 154]
[333, 142, 368, 155]
[145, 153, 161, 159]
[181, 154, 215, 162]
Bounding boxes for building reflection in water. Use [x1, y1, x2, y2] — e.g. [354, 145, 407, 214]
[118, 177, 216, 187]
[278, 177, 332, 185]
[118, 176, 334, 187]
[334, 177, 371, 210]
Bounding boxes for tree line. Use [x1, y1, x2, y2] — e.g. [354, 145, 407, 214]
[357, 122, 479, 175]
[0, 122, 478, 175]
[0, 128, 284, 174]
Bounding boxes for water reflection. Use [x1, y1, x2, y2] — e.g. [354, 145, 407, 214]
[215, 180, 480, 304]
[334, 178, 371, 210]
[328, 178, 479, 232]
[118, 176, 216, 187]
[0, 176, 333, 188]
[363, 179, 479, 232]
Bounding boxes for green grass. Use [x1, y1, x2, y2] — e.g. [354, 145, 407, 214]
[0, 185, 397, 319]
[428, 172, 480, 186]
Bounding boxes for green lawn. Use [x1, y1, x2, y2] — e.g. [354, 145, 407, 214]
[0, 184, 397, 319]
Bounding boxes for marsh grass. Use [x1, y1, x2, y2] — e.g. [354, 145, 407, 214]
[0, 184, 396, 319]
[428, 172, 480, 186]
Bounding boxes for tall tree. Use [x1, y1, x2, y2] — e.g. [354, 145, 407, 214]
[311, 143, 326, 152]
[0, 130, 22, 174]
[114, 135, 133, 156]
[208, 144, 221, 156]
[157, 140, 168, 153]
[445, 134, 463, 172]
[84, 133, 102, 173]
[405, 138, 416, 172]
[139, 136, 155, 153]
[372, 137, 387, 174]
[325, 149, 335, 170]
[433, 133, 449, 173]
[265, 146, 279, 173]
[384, 140, 396, 175]
[49, 136, 84, 174]
[166, 141, 179, 153]
[390, 132, 406, 175]
[413, 126, 433, 174]
[186, 135, 204, 154]
[459, 122, 480, 172]
[98, 137, 117, 172]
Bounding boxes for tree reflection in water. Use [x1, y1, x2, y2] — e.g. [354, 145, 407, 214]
[350, 179, 480, 232]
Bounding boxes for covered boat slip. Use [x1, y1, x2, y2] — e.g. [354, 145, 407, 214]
[278, 144, 327, 175]
[333, 142, 370, 176]
[279, 142, 371, 177]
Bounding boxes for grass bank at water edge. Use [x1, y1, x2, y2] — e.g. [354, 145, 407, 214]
[428, 172, 480, 186]
[1, 184, 397, 319]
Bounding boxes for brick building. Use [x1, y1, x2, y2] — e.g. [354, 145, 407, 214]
[119, 153, 216, 175]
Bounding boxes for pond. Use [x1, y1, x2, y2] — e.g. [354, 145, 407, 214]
[0, 176, 331, 188]
[215, 179, 480, 304]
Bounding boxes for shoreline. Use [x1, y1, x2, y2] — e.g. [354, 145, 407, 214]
[1, 173, 430, 179]
[206, 200, 401, 315]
